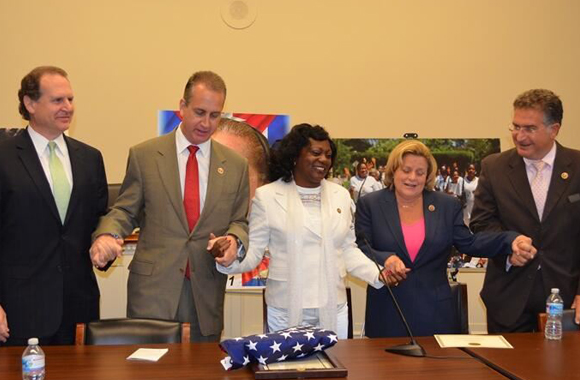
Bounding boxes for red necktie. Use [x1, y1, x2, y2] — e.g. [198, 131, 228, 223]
[183, 145, 200, 279]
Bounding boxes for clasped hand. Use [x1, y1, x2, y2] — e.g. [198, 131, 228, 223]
[380, 255, 411, 287]
[90, 234, 124, 268]
[207, 233, 238, 267]
[0, 305, 8, 342]
[509, 235, 537, 267]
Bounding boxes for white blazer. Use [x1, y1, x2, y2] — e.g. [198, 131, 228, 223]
[218, 178, 382, 309]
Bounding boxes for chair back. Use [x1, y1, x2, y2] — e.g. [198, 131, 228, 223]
[76, 318, 190, 345]
[537, 309, 579, 332]
[0, 128, 23, 141]
[450, 282, 469, 334]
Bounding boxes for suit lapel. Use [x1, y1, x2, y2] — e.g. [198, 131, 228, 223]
[273, 181, 288, 212]
[378, 191, 410, 261]
[507, 151, 539, 221]
[155, 131, 190, 234]
[197, 140, 228, 232]
[64, 136, 81, 225]
[543, 143, 573, 221]
[316, 180, 334, 239]
[16, 130, 61, 222]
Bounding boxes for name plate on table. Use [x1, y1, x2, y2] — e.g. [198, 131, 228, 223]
[253, 352, 347, 379]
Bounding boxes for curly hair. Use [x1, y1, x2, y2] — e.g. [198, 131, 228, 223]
[269, 123, 337, 183]
[18, 66, 68, 121]
[513, 89, 563, 125]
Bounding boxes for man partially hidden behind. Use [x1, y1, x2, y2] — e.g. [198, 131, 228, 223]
[90, 71, 249, 342]
[0, 66, 108, 345]
[471, 89, 580, 332]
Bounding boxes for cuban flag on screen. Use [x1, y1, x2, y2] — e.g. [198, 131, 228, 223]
[230, 113, 289, 146]
[219, 325, 338, 371]
[157, 111, 289, 146]
[157, 110, 181, 136]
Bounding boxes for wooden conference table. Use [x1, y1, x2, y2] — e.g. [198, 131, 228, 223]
[1, 333, 576, 379]
[0, 336, 502, 380]
[463, 332, 579, 380]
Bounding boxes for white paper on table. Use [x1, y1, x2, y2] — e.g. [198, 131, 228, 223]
[434, 334, 513, 349]
[126, 348, 169, 361]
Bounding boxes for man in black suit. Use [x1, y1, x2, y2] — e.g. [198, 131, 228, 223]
[471, 89, 580, 333]
[0, 66, 108, 345]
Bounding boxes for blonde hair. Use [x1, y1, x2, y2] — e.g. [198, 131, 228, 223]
[383, 140, 438, 191]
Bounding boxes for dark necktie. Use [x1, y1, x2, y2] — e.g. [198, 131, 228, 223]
[183, 145, 200, 279]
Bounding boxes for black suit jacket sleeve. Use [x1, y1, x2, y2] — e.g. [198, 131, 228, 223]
[470, 154, 506, 234]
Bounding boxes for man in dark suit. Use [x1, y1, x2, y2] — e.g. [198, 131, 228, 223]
[0, 66, 108, 345]
[471, 89, 580, 333]
[90, 71, 249, 342]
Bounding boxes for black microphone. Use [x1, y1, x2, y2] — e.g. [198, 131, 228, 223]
[356, 230, 426, 357]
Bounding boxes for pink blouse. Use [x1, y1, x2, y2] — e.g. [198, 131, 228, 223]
[401, 217, 425, 262]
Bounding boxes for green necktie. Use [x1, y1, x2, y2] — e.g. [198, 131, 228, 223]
[48, 141, 71, 223]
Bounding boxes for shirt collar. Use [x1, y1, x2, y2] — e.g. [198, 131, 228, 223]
[175, 124, 211, 157]
[523, 141, 557, 168]
[27, 126, 67, 155]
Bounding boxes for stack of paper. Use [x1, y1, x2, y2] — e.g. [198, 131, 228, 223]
[126, 348, 169, 362]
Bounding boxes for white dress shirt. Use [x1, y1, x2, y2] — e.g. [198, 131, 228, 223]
[175, 125, 211, 212]
[27, 126, 73, 192]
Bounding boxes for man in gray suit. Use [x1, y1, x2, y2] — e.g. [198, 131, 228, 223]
[90, 71, 249, 342]
[471, 89, 580, 333]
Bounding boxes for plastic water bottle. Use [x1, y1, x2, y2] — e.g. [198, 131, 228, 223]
[22, 338, 45, 380]
[544, 288, 563, 340]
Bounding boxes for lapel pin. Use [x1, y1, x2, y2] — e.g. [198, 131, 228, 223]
[428, 204, 435, 212]
[337, 208, 342, 214]
[217, 167, 225, 175]
[561, 172, 569, 180]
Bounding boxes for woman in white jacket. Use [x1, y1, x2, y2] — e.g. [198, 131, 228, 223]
[215, 124, 386, 338]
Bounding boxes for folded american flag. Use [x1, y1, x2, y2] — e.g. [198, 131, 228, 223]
[219, 325, 338, 370]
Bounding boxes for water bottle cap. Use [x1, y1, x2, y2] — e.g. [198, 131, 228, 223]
[551, 288, 559, 293]
[28, 338, 39, 345]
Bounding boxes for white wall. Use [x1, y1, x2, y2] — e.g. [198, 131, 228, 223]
[2, 1, 579, 182]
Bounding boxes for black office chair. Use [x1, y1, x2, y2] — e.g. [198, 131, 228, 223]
[450, 281, 469, 334]
[75, 318, 190, 345]
[0, 127, 24, 141]
[262, 288, 354, 338]
[537, 309, 580, 332]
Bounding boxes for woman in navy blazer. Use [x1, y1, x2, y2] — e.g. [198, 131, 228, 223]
[355, 140, 536, 337]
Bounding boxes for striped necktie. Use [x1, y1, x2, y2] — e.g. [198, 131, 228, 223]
[48, 141, 71, 223]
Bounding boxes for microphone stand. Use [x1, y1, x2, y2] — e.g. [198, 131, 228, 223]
[359, 233, 426, 357]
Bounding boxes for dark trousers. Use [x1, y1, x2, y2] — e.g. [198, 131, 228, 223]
[174, 278, 220, 343]
[2, 320, 76, 346]
[487, 270, 547, 333]
[1, 273, 94, 347]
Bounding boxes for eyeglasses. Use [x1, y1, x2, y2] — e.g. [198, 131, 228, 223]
[508, 124, 547, 135]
